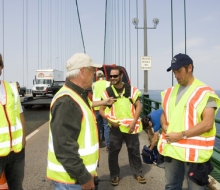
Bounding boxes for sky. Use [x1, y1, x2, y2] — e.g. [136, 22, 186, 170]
[0, 0, 220, 92]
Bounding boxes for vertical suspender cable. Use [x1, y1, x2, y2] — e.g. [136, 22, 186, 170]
[40, 0, 42, 69]
[171, 0, 174, 86]
[136, 0, 139, 87]
[23, 0, 24, 85]
[114, 0, 117, 64]
[103, 0, 107, 64]
[75, 0, 86, 53]
[38, 0, 39, 69]
[26, 0, 28, 87]
[117, 0, 120, 65]
[184, 0, 186, 54]
[2, 0, 4, 79]
[50, 0, 52, 68]
[124, 0, 126, 70]
[129, 0, 131, 80]
[48, 0, 50, 67]
[121, 1, 123, 67]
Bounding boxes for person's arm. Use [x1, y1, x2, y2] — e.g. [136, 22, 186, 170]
[165, 107, 215, 142]
[92, 98, 115, 108]
[50, 96, 93, 186]
[160, 111, 168, 134]
[20, 112, 26, 148]
[129, 99, 142, 134]
[149, 132, 159, 150]
[99, 105, 120, 127]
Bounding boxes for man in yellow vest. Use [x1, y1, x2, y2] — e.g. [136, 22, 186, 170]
[158, 53, 220, 190]
[47, 53, 114, 190]
[99, 66, 146, 186]
[92, 70, 110, 150]
[0, 53, 26, 190]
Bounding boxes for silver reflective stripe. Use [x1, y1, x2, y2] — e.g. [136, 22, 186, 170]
[48, 160, 98, 173]
[78, 143, 99, 156]
[11, 136, 22, 146]
[0, 126, 10, 134]
[0, 141, 10, 148]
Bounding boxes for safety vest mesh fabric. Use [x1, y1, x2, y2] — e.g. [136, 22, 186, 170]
[102, 85, 142, 134]
[158, 78, 220, 163]
[92, 80, 110, 111]
[47, 85, 99, 184]
[0, 81, 22, 156]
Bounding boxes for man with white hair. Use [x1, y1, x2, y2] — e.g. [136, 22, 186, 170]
[47, 53, 114, 190]
[92, 70, 110, 151]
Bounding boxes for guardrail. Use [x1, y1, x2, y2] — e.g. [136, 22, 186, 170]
[141, 94, 220, 183]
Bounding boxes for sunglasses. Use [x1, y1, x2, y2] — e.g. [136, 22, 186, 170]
[110, 75, 119, 78]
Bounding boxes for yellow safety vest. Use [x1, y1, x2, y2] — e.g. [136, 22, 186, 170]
[92, 80, 110, 111]
[158, 78, 220, 163]
[47, 85, 99, 184]
[0, 81, 22, 156]
[102, 84, 143, 134]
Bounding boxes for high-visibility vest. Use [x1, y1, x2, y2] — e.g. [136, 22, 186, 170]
[47, 85, 99, 184]
[92, 80, 110, 111]
[102, 84, 143, 134]
[158, 78, 220, 163]
[0, 81, 22, 156]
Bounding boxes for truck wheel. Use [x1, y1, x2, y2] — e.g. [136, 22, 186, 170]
[24, 106, 29, 109]
[32, 93, 36, 97]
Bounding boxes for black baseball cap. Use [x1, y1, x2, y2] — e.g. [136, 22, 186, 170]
[167, 53, 193, 72]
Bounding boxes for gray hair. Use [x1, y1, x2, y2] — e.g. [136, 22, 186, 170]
[66, 69, 80, 79]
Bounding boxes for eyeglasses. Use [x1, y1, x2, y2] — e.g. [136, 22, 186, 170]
[110, 75, 119, 78]
[86, 67, 96, 73]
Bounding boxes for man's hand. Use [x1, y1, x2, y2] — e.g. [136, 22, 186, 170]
[105, 97, 116, 105]
[128, 121, 136, 134]
[81, 176, 95, 190]
[165, 132, 182, 143]
[108, 120, 120, 128]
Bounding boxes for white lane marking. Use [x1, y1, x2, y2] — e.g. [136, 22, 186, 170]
[26, 129, 39, 140]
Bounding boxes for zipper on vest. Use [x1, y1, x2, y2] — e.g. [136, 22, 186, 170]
[3, 105, 12, 148]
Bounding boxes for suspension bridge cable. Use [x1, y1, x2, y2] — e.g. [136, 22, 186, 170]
[26, 0, 28, 87]
[122, 0, 124, 67]
[75, 0, 86, 53]
[136, 0, 139, 87]
[124, 0, 126, 70]
[103, 0, 107, 64]
[184, 0, 187, 54]
[2, 0, 4, 79]
[129, 0, 131, 80]
[23, 0, 24, 85]
[117, 0, 120, 65]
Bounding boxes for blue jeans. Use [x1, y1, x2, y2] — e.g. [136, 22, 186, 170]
[52, 181, 82, 190]
[164, 157, 206, 190]
[0, 148, 25, 190]
[95, 111, 110, 147]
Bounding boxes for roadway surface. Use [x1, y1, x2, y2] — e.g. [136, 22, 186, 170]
[21, 95, 189, 190]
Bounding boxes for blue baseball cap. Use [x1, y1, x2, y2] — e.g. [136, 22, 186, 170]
[167, 53, 193, 72]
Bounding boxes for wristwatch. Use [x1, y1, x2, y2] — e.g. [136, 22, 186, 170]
[182, 131, 187, 139]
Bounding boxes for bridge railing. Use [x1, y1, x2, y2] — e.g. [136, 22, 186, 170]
[141, 95, 220, 183]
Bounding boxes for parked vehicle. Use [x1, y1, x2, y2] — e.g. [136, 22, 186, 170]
[32, 69, 63, 97]
[16, 82, 26, 96]
[46, 81, 65, 96]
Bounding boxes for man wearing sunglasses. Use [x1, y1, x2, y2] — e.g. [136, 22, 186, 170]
[99, 66, 146, 186]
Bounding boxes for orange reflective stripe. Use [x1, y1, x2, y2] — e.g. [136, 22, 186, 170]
[159, 132, 166, 153]
[188, 148, 196, 162]
[177, 138, 214, 147]
[186, 86, 214, 130]
[163, 87, 173, 123]
[102, 91, 110, 99]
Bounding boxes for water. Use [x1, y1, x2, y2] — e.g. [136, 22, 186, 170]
[147, 90, 220, 149]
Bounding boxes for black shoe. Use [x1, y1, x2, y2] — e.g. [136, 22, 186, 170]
[99, 141, 106, 148]
[111, 177, 119, 186]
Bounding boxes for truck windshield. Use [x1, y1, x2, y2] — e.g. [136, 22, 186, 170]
[36, 79, 51, 84]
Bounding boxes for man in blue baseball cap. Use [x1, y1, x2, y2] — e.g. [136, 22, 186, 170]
[158, 53, 220, 189]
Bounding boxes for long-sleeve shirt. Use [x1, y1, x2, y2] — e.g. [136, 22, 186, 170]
[50, 79, 92, 185]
